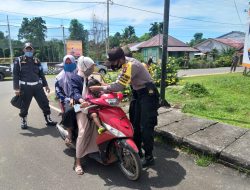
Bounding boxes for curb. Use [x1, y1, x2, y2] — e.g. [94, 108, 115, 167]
[154, 129, 250, 172]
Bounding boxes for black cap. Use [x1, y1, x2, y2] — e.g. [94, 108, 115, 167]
[107, 47, 125, 62]
[23, 42, 33, 49]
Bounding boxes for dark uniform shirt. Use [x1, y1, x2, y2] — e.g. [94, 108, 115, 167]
[13, 56, 48, 90]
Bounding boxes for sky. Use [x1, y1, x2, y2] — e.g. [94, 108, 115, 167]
[0, 0, 249, 43]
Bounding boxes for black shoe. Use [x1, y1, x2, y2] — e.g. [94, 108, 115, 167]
[142, 155, 155, 168]
[138, 150, 144, 159]
[20, 117, 28, 130]
[45, 115, 57, 126]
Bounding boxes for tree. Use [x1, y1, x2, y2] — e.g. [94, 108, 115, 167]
[69, 19, 88, 55]
[18, 17, 47, 45]
[0, 31, 5, 40]
[149, 22, 163, 37]
[121, 26, 138, 45]
[123, 26, 135, 39]
[109, 32, 121, 48]
[189, 33, 206, 47]
[139, 33, 151, 42]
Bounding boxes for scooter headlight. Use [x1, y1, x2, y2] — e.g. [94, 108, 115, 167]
[103, 123, 125, 137]
[105, 98, 119, 106]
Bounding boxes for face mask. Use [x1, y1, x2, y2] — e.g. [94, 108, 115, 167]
[111, 61, 122, 71]
[25, 52, 33, 57]
[84, 67, 93, 77]
[64, 63, 76, 72]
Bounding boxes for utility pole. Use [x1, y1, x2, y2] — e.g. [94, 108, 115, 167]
[106, 0, 110, 55]
[160, 0, 171, 107]
[61, 25, 66, 55]
[7, 15, 13, 62]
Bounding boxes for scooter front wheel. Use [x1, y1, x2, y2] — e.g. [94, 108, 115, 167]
[118, 147, 142, 181]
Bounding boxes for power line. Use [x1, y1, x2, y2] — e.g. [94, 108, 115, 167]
[45, 4, 98, 17]
[233, 0, 243, 25]
[23, 0, 105, 4]
[21, 0, 244, 26]
[0, 9, 102, 25]
[112, 2, 243, 26]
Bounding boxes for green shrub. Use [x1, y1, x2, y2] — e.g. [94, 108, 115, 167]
[214, 55, 231, 67]
[189, 58, 215, 69]
[104, 72, 131, 101]
[181, 82, 209, 97]
[149, 57, 179, 87]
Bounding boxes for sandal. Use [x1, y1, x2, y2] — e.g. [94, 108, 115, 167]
[75, 165, 84, 175]
[65, 137, 74, 148]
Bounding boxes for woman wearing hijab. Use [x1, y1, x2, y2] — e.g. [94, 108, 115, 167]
[70, 56, 99, 175]
[55, 55, 77, 147]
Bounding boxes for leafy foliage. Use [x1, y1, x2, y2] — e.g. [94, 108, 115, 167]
[181, 82, 209, 97]
[189, 33, 206, 47]
[103, 72, 131, 101]
[149, 22, 163, 37]
[148, 57, 179, 86]
[0, 31, 4, 40]
[120, 26, 138, 45]
[68, 19, 88, 55]
[109, 32, 122, 48]
[138, 33, 151, 42]
[18, 17, 47, 45]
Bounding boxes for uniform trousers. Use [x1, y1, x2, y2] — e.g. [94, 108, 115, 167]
[129, 88, 159, 157]
[19, 83, 50, 117]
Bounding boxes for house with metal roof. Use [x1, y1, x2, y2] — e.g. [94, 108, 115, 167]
[136, 34, 198, 63]
[194, 31, 245, 54]
[216, 31, 245, 42]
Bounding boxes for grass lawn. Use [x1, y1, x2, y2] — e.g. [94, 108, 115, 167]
[166, 73, 250, 129]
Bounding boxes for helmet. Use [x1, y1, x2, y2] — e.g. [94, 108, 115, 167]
[23, 42, 33, 50]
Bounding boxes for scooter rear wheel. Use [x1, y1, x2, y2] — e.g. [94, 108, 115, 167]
[118, 147, 142, 181]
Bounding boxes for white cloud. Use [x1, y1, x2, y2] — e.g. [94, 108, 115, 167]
[0, 0, 249, 42]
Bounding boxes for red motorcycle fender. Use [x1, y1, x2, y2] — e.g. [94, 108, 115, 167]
[118, 139, 139, 153]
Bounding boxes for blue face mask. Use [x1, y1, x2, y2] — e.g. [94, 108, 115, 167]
[24, 52, 33, 57]
[64, 63, 76, 72]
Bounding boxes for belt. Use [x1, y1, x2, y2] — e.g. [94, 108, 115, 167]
[20, 81, 41, 86]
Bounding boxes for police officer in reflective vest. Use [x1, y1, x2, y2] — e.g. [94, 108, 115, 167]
[89, 47, 159, 167]
[13, 42, 57, 129]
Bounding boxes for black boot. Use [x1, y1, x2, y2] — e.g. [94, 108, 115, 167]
[142, 154, 155, 168]
[20, 117, 28, 129]
[44, 115, 57, 126]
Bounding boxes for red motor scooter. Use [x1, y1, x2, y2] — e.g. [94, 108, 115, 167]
[56, 92, 142, 181]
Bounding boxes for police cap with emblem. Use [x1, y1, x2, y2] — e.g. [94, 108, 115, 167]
[23, 42, 34, 50]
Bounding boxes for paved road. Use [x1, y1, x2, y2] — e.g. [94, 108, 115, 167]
[178, 67, 244, 77]
[0, 79, 250, 190]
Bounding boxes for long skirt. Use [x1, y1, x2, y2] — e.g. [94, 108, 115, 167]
[76, 112, 99, 158]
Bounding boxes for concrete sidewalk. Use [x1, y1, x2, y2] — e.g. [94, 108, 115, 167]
[122, 106, 250, 171]
[156, 107, 250, 171]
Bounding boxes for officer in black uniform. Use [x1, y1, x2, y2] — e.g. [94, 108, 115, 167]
[90, 47, 159, 167]
[13, 42, 57, 129]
